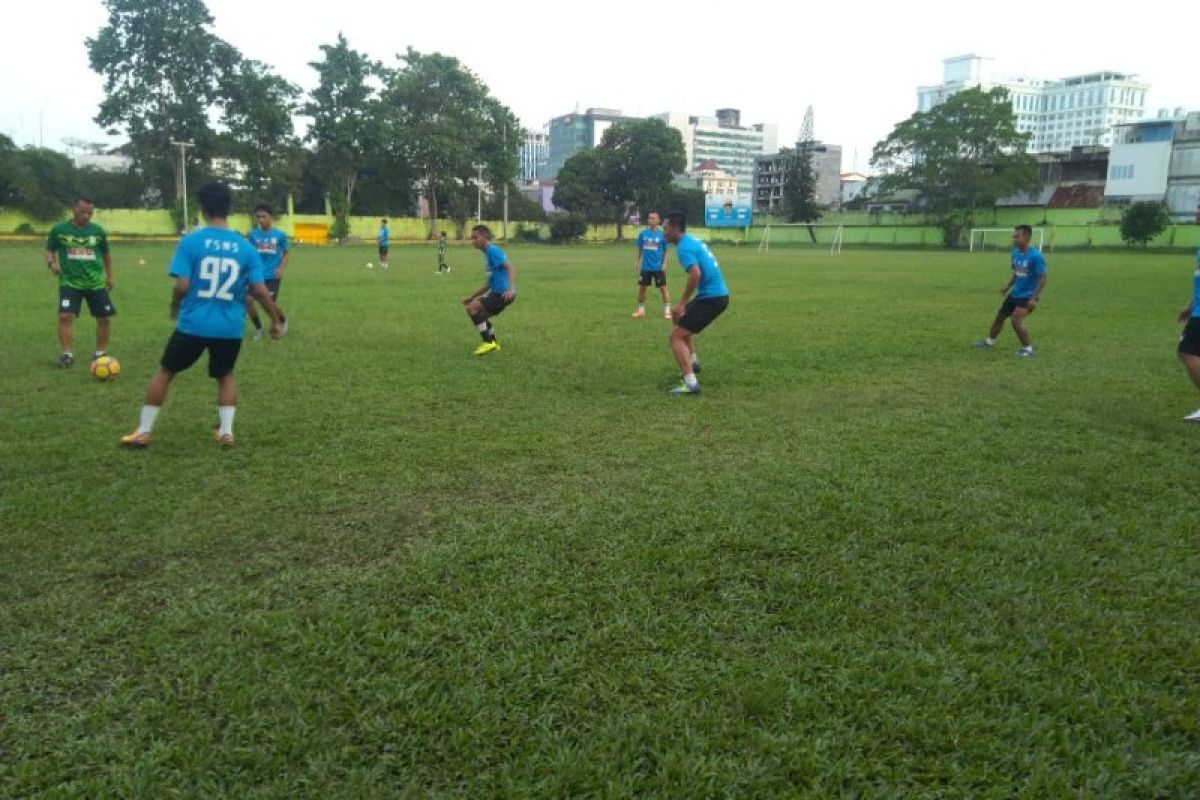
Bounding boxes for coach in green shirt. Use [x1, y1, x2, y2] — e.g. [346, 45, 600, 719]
[45, 195, 115, 368]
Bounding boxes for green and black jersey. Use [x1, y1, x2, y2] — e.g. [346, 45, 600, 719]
[46, 221, 110, 290]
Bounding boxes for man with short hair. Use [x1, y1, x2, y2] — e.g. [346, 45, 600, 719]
[246, 203, 289, 340]
[45, 195, 115, 367]
[462, 225, 515, 355]
[436, 230, 450, 274]
[121, 183, 282, 448]
[377, 218, 390, 270]
[663, 212, 729, 395]
[632, 211, 671, 319]
[973, 224, 1047, 357]
[1176, 248, 1200, 422]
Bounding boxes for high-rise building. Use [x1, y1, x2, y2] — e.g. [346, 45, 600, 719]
[752, 142, 843, 212]
[917, 54, 1149, 153]
[542, 108, 634, 180]
[652, 110, 778, 200]
[519, 130, 548, 184]
[1105, 109, 1200, 219]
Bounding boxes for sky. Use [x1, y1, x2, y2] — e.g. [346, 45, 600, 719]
[2, 0, 1196, 175]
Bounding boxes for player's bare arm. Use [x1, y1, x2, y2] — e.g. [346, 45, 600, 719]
[501, 263, 515, 301]
[169, 277, 189, 319]
[672, 267, 700, 319]
[103, 251, 114, 290]
[45, 249, 62, 276]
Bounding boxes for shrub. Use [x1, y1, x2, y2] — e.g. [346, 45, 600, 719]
[548, 213, 588, 244]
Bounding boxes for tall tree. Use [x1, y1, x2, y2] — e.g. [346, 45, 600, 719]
[872, 86, 1037, 247]
[382, 49, 517, 238]
[217, 59, 302, 205]
[0, 142, 76, 221]
[782, 143, 822, 226]
[554, 119, 685, 240]
[303, 34, 382, 238]
[87, 0, 240, 208]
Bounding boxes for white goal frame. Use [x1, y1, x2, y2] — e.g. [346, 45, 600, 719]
[756, 223, 845, 255]
[969, 227, 1045, 253]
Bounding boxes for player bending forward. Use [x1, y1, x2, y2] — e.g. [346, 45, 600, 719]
[462, 225, 515, 355]
[663, 212, 729, 395]
[121, 183, 282, 448]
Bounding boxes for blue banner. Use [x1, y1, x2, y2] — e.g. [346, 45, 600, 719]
[704, 196, 752, 228]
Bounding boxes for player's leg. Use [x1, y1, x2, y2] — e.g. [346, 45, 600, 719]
[246, 296, 265, 340]
[1177, 319, 1200, 420]
[669, 326, 699, 393]
[84, 289, 116, 357]
[267, 280, 287, 333]
[657, 274, 672, 318]
[467, 296, 501, 354]
[975, 303, 1010, 348]
[209, 338, 242, 444]
[633, 273, 649, 317]
[122, 332, 200, 446]
[56, 288, 81, 366]
[1180, 352, 1200, 390]
[1011, 305, 1034, 354]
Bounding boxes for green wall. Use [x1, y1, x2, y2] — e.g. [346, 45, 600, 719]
[4, 206, 1197, 250]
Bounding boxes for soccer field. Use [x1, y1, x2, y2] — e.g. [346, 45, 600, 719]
[2, 241, 1198, 796]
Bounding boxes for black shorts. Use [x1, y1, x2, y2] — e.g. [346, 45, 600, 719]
[378, 246, 389, 258]
[677, 296, 729, 334]
[1179, 316, 1200, 357]
[639, 270, 667, 288]
[264, 279, 282, 301]
[160, 330, 242, 378]
[998, 295, 1032, 318]
[480, 292, 514, 316]
[59, 287, 116, 318]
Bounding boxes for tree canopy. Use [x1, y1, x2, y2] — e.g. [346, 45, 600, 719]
[871, 87, 1038, 247]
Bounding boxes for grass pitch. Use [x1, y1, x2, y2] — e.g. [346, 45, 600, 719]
[1, 240, 1198, 797]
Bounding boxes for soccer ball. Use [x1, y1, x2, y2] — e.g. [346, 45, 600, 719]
[90, 355, 121, 381]
[366, 261, 374, 269]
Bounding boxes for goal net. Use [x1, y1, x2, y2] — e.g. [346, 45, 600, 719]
[969, 227, 1045, 252]
[756, 223, 845, 255]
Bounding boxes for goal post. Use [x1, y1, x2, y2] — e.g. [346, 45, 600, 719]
[969, 227, 1045, 252]
[756, 223, 845, 255]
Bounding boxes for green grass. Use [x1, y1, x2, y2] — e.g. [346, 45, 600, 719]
[1, 240, 1198, 798]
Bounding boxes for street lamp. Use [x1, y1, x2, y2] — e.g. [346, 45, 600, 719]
[170, 140, 195, 234]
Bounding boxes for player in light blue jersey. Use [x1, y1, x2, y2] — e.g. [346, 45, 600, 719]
[663, 212, 729, 395]
[973, 224, 1047, 357]
[246, 203, 289, 340]
[462, 225, 516, 355]
[1177, 248, 1200, 421]
[376, 218, 390, 270]
[121, 183, 282, 448]
[631, 211, 672, 319]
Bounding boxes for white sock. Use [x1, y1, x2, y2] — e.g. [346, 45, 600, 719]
[218, 405, 236, 436]
[138, 405, 160, 434]
[986, 337, 997, 345]
[684, 373, 699, 389]
[664, 304, 672, 313]
[691, 354, 700, 367]
[638, 304, 645, 311]
[1021, 345, 1034, 352]
[476, 322, 489, 333]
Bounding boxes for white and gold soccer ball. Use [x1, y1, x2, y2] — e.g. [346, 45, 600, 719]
[366, 261, 374, 269]
[90, 355, 121, 381]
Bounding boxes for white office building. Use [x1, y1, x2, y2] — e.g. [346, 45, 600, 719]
[917, 54, 1149, 153]
[652, 109, 778, 200]
[519, 130, 548, 184]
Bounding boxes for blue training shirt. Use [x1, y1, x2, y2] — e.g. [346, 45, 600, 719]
[248, 227, 288, 280]
[675, 234, 729, 299]
[169, 227, 266, 339]
[636, 228, 667, 272]
[1192, 248, 1200, 318]
[484, 243, 512, 294]
[378, 225, 389, 246]
[1010, 246, 1046, 299]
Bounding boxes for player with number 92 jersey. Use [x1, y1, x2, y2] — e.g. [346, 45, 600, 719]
[121, 182, 283, 450]
[170, 229, 265, 338]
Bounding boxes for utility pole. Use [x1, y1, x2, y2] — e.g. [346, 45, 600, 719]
[502, 124, 509, 240]
[476, 163, 483, 222]
[170, 140, 195, 234]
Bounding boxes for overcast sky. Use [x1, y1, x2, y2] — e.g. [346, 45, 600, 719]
[2, 0, 1196, 174]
